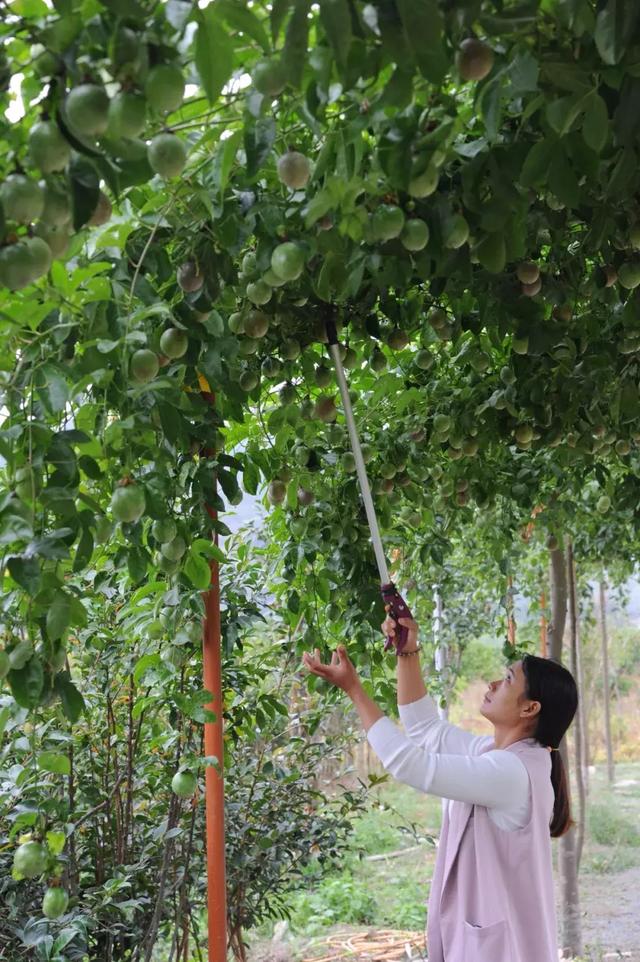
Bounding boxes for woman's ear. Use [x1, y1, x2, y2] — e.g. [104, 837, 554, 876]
[522, 699, 542, 718]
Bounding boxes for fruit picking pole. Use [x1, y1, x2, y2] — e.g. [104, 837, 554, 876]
[324, 315, 413, 652]
[199, 378, 227, 962]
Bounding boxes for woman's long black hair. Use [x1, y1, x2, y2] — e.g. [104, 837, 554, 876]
[521, 654, 579, 838]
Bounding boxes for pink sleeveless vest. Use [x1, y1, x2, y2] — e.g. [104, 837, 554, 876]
[426, 738, 559, 962]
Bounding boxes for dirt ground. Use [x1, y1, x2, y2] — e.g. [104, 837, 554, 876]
[573, 862, 640, 959]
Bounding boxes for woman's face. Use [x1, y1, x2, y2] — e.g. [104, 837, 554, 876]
[480, 659, 539, 730]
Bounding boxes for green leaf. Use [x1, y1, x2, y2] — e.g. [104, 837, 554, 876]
[27, 528, 74, 560]
[315, 251, 348, 301]
[191, 538, 227, 562]
[35, 364, 70, 414]
[243, 459, 259, 494]
[395, 0, 448, 83]
[69, 155, 100, 231]
[606, 147, 636, 199]
[37, 751, 71, 775]
[184, 550, 211, 590]
[195, 7, 234, 104]
[7, 556, 41, 595]
[244, 114, 277, 178]
[0, 511, 33, 544]
[217, 467, 240, 502]
[582, 93, 609, 152]
[211, 128, 242, 206]
[506, 51, 539, 95]
[270, 0, 290, 40]
[46, 831, 66, 856]
[46, 592, 72, 640]
[287, 589, 300, 613]
[594, 0, 639, 65]
[54, 672, 86, 723]
[319, 0, 352, 72]
[282, 0, 311, 87]
[133, 653, 162, 684]
[217, 0, 270, 52]
[9, 658, 45, 709]
[546, 93, 590, 136]
[519, 137, 556, 187]
[478, 77, 503, 141]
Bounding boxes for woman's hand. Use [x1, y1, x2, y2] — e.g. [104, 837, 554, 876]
[381, 614, 419, 651]
[301, 645, 361, 696]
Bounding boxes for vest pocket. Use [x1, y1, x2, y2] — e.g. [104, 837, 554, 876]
[462, 918, 511, 961]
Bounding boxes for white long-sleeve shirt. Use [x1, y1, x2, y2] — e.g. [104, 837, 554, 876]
[366, 691, 533, 831]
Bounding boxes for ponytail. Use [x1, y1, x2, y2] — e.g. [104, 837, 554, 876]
[549, 749, 575, 838]
[521, 654, 579, 838]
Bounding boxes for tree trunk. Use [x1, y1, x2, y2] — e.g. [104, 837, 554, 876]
[548, 543, 582, 959]
[566, 542, 586, 870]
[540, 587, 547, 658]
[433, 586, 449, 825]
[598, 579, 615, 785]
[574, 573, 590, 800]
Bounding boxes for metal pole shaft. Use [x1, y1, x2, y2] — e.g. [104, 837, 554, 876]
[327, 342, 390, 586]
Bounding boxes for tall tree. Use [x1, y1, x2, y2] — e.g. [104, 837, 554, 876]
[566, 540, 586, 868]
[548, 542, 582, 958]
[598, 579, 616, 786]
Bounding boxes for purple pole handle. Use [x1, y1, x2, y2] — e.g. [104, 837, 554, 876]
[381, 582, 413, 653]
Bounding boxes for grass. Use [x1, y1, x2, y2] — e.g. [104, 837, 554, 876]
[248, 760, 640, 957]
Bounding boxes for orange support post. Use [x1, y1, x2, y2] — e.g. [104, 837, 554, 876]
[200, 378, 227, 962]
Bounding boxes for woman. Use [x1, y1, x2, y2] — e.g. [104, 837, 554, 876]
[302, 614, 579, 962]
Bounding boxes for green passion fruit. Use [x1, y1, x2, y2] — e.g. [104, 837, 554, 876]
[171, 770, 197, 797]
[252, 57, 287, 96]
[107, 92, 147, 139]
[1, 174, 44, 223]
[239, 369, 259, 391]
[152, 517, 177, 543]
[516, 261, 539, 285]
[147, 133, 187, 178]
[456, 38, 495, 81]
[277, 150, 311, 189]
[34, 222, 70, 259]
[13, 841, 47, 879]
[111, 484, 146, 523]
[246, 279, 272, 304]
[281, 337, 301, 360]
[618, 262, 640, 289]
[443, 214, 470, 249]
[244, 310, 269, 338]
[145, 64, 185, 113]
[371, 204, 405, 242]
[40, 182, 71, 226]
[401, 218, 430, 251]
[267, 479, 287, 504]
[177, 260, 203, 292]
[270, 242, 304, 281]
[130, 348, 159, 383]
[25, 236, 52, 278]
[42, 886, 69, 919]
[161, 534, 187, 561]
[0, 237, 51, 290]
[408, 165, 438, 198]
[160, 327, 189, 359]
[65, 84, 110, 136]
[28, 120, 71, 173]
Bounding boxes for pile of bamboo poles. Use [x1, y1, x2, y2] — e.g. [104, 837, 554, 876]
[299, 929, 426, 962]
